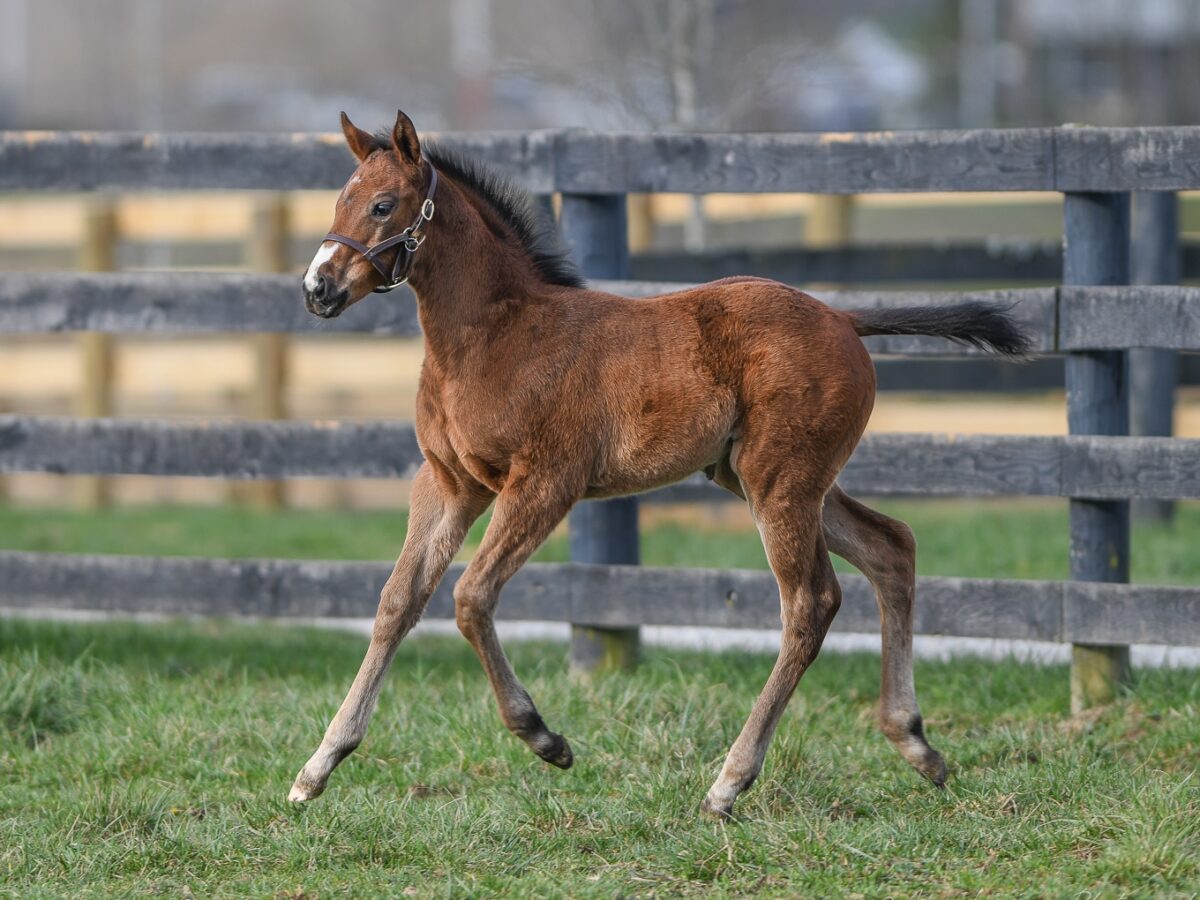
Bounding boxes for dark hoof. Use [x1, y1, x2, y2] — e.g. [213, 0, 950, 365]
[537, 732, 574, 769]
[922, 750, 948, 788]
[700, 796, 734, 821]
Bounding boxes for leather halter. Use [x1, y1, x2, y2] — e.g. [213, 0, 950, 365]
[323, 164, 438, 293]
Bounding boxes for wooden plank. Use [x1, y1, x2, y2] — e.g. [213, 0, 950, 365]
[839, 433, 1063, 497]
[631, 241, 1062, 285]
[0, 274, 1058, 358]
[0, 416, 425, 479]
[7, 547, 1190, 647]
[8, 127, 1200, 195]
[0, 130, 557, 192]
[556, 129, 1056, 193]
[7, 416, 1200, 500]
[22, 551, 1200, 647]
[1055, 127, 1200, 192]
[0, 551, 1076, 643]
[0, 272, 422, 335]
[1060, 286, 1200, 351]
[1064, 582, 1200, 647]
[1061, 435, 1200, 500]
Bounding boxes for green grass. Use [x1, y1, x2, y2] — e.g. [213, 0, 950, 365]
[1, 617, 1198, 897]
[5, 498, 1200, 583]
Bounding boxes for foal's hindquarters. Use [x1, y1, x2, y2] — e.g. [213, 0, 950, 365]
[689, 299, 945, 817]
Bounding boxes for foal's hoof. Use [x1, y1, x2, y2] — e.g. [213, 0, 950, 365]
[536, 732, 574, 769]
[287, 775, 326, 803]
[700, 795, 734, 821]
[921, 750, 948, 788]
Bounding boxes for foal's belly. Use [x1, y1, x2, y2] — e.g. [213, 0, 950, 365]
[584, 401, 735, 499]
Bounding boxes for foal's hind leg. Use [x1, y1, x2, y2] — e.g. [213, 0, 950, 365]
[703, 481, 841, 819]
[288, 462, 490, 802]
[822, 485, 946, 785]
[454, 473, 578, 768]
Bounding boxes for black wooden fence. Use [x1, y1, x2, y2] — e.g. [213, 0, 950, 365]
[2, 127, 1199, 706]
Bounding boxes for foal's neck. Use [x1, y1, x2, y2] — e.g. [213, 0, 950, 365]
[406, 176, 533, 374]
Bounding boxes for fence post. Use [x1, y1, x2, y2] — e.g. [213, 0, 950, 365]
[1130, 192, 1179, 524]
[243, 193, 291, 509]
[75, 197, 119, 509]
[805, 195, 854, 249]
[1063, 191, 1132, 712]
[558, 192, 640, 674]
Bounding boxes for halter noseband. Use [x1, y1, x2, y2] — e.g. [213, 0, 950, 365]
[323, 163, 438, 293]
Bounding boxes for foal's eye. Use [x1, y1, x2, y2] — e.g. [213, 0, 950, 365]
[371, 201, 395, 218]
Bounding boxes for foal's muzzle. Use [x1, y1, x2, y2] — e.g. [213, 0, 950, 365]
[304, 274, 349, 318]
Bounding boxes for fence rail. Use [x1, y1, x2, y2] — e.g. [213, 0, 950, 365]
[5, 126, 1200, 194]
[4, 416, 1200, 502]
[2, 125, 1200, 695]
[6, 274, 1200, 352]
[632, 240, 1200, 285]
[3, 551, 1198, 647]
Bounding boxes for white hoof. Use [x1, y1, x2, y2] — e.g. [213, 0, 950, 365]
[287, 777, 325, 803]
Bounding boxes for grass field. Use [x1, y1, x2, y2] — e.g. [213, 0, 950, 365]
[4, 498, 1200, 584]
[3, 501, 1199, 893]
[2, 617, 1198, 896]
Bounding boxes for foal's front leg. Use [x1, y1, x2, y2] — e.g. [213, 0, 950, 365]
[454, 474, 578, 768]
[288, 463, 490, 802]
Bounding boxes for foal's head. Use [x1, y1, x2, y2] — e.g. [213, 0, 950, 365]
[303, 110, 433, 318]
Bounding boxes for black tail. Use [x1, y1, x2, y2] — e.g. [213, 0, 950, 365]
[849, 301, 1032, 358]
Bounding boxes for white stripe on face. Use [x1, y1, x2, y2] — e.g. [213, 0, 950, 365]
[304, 242, 338, 291]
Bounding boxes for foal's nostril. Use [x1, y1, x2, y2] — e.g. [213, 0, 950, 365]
[311, 273, 328, 301]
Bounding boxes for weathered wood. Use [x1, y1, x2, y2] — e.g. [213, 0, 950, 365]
[1063, 190, 1132, 713]
[0, 416, 425, 480]
[8, 127, 1200, 195]
[560, 191, 640, 672]
[0, 130, 557, 192]
[1064, 581, 1200, 646]
[0, 272, 422, 336]
[555, 129, 1056, 193]
[1055, 127, 1200, 192]
[0, 274, 1062, 357]
[1130, 192, 1181, 522]
[7, 416, 1200, 501]
[5, 550, 1197, 646]
[1059, 286, 1200, 350]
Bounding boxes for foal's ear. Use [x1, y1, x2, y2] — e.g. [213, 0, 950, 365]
[340, 111, 376, 163]
[391, 109, 421, 164]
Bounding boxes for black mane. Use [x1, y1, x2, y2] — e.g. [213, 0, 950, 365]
[369, 133, 584, 289]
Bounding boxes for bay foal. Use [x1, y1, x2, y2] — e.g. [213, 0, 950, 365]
[290, 111, 1030, 818]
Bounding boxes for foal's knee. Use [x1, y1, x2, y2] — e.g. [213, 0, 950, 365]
[453, 580, 494, 642]
[371, 579, 422, 642]
[781, 567, 842, 643]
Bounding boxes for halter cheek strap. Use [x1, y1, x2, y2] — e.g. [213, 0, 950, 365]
[323, 164, 438, 293]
